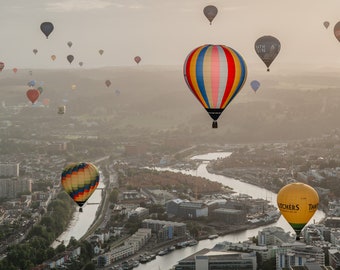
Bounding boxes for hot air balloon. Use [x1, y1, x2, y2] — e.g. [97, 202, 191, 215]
[105, 80, 111, 87]
[134, 56, 141, 64]
[254, 35, 281, 71]
[26, 89, 40, 104]
[203, 5, 218, 25]
[67, 55, 74, 64]
[33, 49, 38, 55]
[51, 55, 56, 61]
[250, 80, 260, 92]
[27, 80, 36, 87]
[12, 68, 18, 74]
[334, 21, 340, 42]
[58, 105, 66, 115]
[0, 62, 5, 72]
[99, 49, 104, 55]
[277, 182, 319, 240]
[71, 84, 77, 90]
[183, 44, 247, 128]
[79, 61, 83, 67]
[37, 86, 43, 94]
[40, 22, 54, 39]
[67, 41, 73, 48]
[61, 162, 100, 212]
[323, 21, 330, 29]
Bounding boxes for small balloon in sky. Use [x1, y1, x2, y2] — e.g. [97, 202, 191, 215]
[0, 62, 5, 72]
[40, 22, 54, 39]
[134, 56, 141, 64]
[323, 21, 330, 29]
[67, 41, 73, 48]
[203, 5, 218, 25]
[99, 49, 104, 55]
[33, 49, 38, 55]
[67, 55, 74, 64]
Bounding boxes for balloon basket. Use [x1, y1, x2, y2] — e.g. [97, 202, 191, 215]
[79, 207, 83, 213]
[212, 121, 218, 128]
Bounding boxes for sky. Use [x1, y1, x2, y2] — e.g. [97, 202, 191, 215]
[2, 0, 340, 71]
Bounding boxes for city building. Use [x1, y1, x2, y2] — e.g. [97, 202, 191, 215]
[0, 163, 19, 177]
[178, 201, 208, 219]
[142, 219, 186, 238]
[211, 208, 246, 225]
[0, 178, 32, 199]
[174, 248, 257, 270]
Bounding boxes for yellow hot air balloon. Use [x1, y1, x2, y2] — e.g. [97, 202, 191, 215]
[277, 182, 319, 240]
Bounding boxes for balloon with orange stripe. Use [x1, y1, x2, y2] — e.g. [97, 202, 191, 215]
[183, 44, 247, 128]
[61, 162, 100, 212]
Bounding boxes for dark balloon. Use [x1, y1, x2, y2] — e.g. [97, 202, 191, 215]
[0, 62, 4, 72]
[323, 21, 330, 29]
[37, 86, 43, 94]
[79, 61, 83, 67]
[134, 56, 141, 64]
[67, 55, 74, 64]
[334, 21, 340, 42]
[254, 35, 281, 71]
[67, 41, 73, 48]
[250, 80, 260, 92]
[203, 5, 218, 25]
[40, 22, 54, 39]
[33, 49, 38, 55]
[27, 80, 36, 87]
[105, 80, 111, 87]
[99, 49, 104, 55]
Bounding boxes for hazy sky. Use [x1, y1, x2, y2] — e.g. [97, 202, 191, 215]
[2, 0, 340, 70]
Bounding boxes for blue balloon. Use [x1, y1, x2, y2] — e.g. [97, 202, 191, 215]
[250, 80, 260, 92]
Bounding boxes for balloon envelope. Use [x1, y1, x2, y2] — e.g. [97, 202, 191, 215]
[183, 44, 247, 128]
[99, 49, 104, 55]
[13, 68, 18, 73]
[105, 80, 111, 87]
[61, 162, 100, 209]
[51, 55, 56, 61]
[250, 80, 260, 92]
[134, 56, 141, 64]
[203, 5, 218, 25]
[254, 35, 281, 71]
[33, 49, 38, 55]
[0, 62, 5, 71]
[67, 55, 74, 64]
[37, 86, 43, 94]
[334, 21, 340, 42]
[27, 80, 36, 87]
[323, 21, 330, 29]
[26, 89, 40, 104]
[79, 61, 83, 67]
[58, 105, 66, 114]
[40, 22, 54, 39]
[277, 182, 319, 239]
[67, 41, 73, 48]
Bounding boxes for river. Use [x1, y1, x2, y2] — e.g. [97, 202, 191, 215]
[51, 175, 106, 248]
[133, 152, 325, 270]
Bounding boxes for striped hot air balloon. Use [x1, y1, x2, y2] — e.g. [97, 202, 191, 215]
[61, 162, 100, 212]
[183, 44, 247, 128]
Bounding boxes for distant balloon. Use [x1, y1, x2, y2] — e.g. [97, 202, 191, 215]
[71, 84, 77, 90]
[29, 70, 33, 76]
[51, 55, 56, 61]
[42, 98, 50, 106]
[27, 80, 36, 87]
[277, 182, 319, 240]
[79, 61, 83, 67]
[134, 56, 141, 64]
[67, 55, 74, 64]
[58, 105, 66, 115]
[26, 89, 40, 104]
[250, 80, 260, 92]
[203, 5, 218, 25]
[12, 68, 18, 74]
[67, 41, 73, 48]
[40, 22, 54, 39]
[115, 89, 121, 96]
[0, 62, 4, 72]
[323, 21, 330, 29]
[183, 44, 247, 128]
[61, 162, 100, 212]
[105, 80, 111, 87]
[37, 86, 43, 94]
[99, 49, 104, 55]
[33, 49, 38, 55]
[334, 21, 340, 42]
[255, 35, 281, 71]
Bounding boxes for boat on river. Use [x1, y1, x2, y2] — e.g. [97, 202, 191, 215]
[208, 234, 219, 240]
